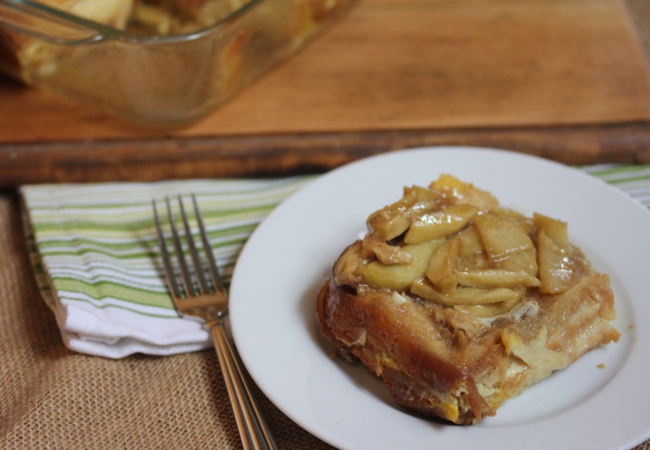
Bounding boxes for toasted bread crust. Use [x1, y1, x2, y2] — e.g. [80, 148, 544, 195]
[316, 248, 620, 424]
[317, 277, 495, 424]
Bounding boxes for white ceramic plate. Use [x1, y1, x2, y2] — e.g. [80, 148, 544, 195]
[229, 147, 650, 450]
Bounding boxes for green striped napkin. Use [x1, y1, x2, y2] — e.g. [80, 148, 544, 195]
[581, 164, 650, 208]
[20, 164, 650, 359]
[21, 177, 316, 359]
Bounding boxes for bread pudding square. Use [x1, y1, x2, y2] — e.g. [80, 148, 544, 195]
[316, 174, 620, 424]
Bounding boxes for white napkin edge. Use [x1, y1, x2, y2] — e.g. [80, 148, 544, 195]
[61, 330, 212, 359]
[52, 294, 212, 359]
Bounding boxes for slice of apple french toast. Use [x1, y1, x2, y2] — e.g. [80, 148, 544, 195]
[316, 174, 620, 424]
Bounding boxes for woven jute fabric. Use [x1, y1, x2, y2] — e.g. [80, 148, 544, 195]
[0, 191, 334, 449]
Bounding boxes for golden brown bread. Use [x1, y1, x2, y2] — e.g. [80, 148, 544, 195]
[315, 175, 620, 424]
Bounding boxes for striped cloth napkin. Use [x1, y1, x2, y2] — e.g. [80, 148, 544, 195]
[19, 164, 650, 359]
[20, 177, 315, 359]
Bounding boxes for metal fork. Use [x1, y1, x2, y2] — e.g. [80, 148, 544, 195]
[153, 194, 279, 450]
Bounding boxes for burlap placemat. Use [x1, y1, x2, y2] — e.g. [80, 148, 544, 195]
[0, 191, 335, 449]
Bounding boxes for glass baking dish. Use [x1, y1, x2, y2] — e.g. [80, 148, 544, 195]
[0, 0, 357, 126]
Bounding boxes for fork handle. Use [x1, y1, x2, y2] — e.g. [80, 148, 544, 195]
[209, 322, 280, 450]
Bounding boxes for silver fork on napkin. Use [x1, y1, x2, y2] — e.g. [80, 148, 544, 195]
[153, 195, 279, 450]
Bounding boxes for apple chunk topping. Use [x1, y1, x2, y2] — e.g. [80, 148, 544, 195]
[456, 270, 541, 289]
[537, 230, 574, 294]
[457, 224, 485, 256]
[474, 215, 534, 262]
[358, 239, 444, 292]
[429, 174, 499, 210]
[337, 174, 588, 318]
[361, 233, 413, 265]
[475, 214, 538, 277]
[534, 213, 570, 254]
[411, 278, 523, 306]
[405, 204, 478, 244]
[366, 185, 444, 241]
[425, 235, 460, 293]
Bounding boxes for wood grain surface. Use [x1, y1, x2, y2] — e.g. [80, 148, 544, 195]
[1, 0, 650, 186]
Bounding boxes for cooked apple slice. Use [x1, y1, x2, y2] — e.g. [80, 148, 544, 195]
[359, 239, 444, 292]
[411, 278, 521, 306]
[533, 213, 570, 253]
[367, 210, 411, 242]
[490, 206, 535, 236]
[404, 204, 478, 244]
[367, 186, 441, 241]
[425, 236, 460, 293]
[457, 253, 492, 271]
[361, 233, 413, 265]
[429, 174, 499, 210]
[537, 230, 574, 294]
[493, 248, 538, 277]
[475, 214, 534, 259]
[455, 224, 491, 271]
[403, 185, 446, 204]
[456, 270, 541, 289]
[454, 298, 521, 318]
[489, 206, 527, 220]
[475, 214, 538, 276]
[456, 224, 485, 256]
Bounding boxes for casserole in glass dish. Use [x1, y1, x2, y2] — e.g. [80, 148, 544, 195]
[0, 0, 356, 126]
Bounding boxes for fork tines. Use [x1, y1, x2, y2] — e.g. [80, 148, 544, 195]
[153, 194, 228, 318]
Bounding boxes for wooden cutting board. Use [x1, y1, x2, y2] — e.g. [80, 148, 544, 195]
[1, 0, 650, 186]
